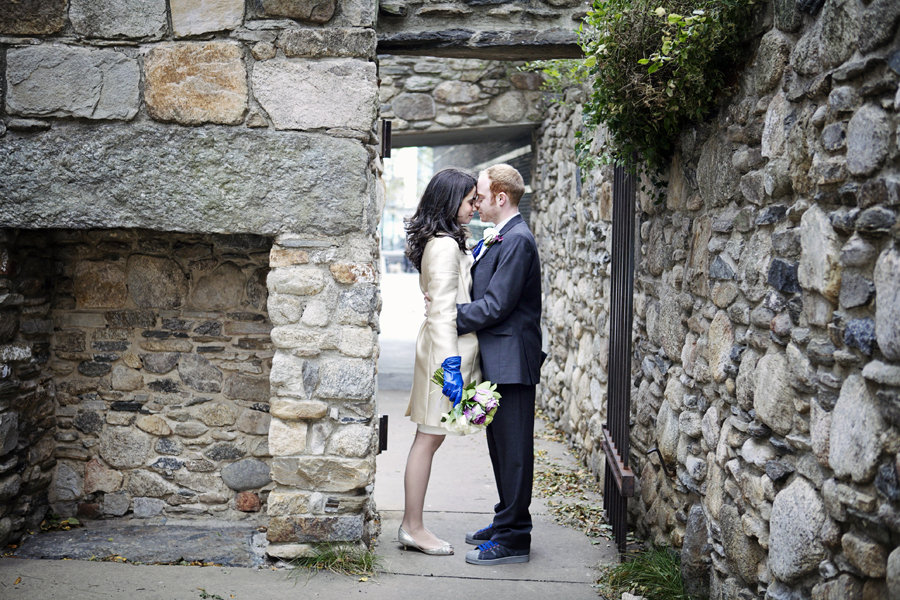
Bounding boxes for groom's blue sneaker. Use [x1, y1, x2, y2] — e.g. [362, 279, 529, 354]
[465, 524, 494, 545]
[465, 540, 529, 565]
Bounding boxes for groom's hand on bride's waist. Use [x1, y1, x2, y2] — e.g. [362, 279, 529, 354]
[424, 292, 432, 316]
[440, 356, 464, 406]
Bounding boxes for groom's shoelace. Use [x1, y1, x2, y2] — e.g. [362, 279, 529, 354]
[476, 524, 493, 535]
[477, 540, 499, 552]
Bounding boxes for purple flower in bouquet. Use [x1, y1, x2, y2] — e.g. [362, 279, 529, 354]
[473, 387, 492, 406]
[465, 403, 487, 425]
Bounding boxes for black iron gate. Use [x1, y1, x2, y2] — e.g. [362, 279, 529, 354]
[601, 164, 637, 554]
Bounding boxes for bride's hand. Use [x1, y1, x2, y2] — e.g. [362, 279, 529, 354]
[424, 292, 432, 316]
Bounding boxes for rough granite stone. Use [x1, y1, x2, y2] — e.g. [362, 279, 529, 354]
[829, 375, 884, 483]
[69, 0, 167, 39]
[0, 123, 370, 235]
[221, 458, 272, 491]
[6, 45, 140, 121]
[170, 0, 244, 37]
[278, 28, 376, 58]
[258, 0, 337, 23]
[145, 42, 248, 126]
[99, 427, 152, 469]
[769, 477, 829, 582]
[874, 247, 900, 360]
[0, 0, 67, 34]
[846, 105, 891, 176]
[798, 205, 842, 301]
[753, 352, 794, 436]
[253, 58, 377, 132]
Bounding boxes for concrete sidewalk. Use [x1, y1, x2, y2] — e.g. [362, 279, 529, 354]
[0, 389, 616, 599]
[0, 273, 617, 598]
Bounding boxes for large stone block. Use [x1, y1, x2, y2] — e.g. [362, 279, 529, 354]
[75, 261, 127, 308]
[790, 0, 859, 76]
[798, 205, 842, 301]
[0, 124, 370, 235]
[316, 358, 374, 400]
[258, 0, 337, 23]
[171, 0, 244, 37]
[270, 352, 312, 397]
[0, 0, 66, 35]
[267, 515, 363, 543]
[270, 456, 372, 491]
[269, 417, 309, 456]
[252, 58, 377, 132]
[846, 105, 891, 176]
[278, 28, 376, 58]
[753, 351, 794, 436]
[769, 477, 829, 582]
[6, 45, 140, 120]
[99, 427, 152, 468]
[69, 0, 168, 39]
[189, 262, 245, 309]
[221, 458, 272, 491]
[127, 255, 188, 309]
[267, 267, 328, 297]
[720, 503, 763, 584]
[325, 424, 372, 458]
[266, 489, 311, 515]
[829, 375, 883, 483]
[874, 247, 900, 360]
[145, 42, 248, 126]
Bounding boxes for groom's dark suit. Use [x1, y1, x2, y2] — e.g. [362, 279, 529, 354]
[457, 213, 542, 551]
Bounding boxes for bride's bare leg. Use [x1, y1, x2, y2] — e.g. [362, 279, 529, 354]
[400, 430, 448, 548]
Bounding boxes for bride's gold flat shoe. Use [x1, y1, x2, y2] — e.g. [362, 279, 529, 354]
[398, 526, 454, 555]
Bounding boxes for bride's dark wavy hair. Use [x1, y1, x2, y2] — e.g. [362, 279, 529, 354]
[404, 168, 476, 272]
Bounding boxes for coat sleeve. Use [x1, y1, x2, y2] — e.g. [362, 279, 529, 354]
[457, 234, 535, 335]
[423, 237, 461, 361]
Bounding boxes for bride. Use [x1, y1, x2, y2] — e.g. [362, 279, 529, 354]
[398, 168, 481, 555]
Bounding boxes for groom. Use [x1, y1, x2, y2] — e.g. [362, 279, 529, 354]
[457, 163, 543, 565]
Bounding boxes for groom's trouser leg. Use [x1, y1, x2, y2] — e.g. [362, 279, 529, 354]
[486, 383, 535, 550]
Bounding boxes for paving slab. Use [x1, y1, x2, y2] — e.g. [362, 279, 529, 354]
[12, 520, 267, 567]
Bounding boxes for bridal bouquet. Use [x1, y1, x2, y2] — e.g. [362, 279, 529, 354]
[431, 367, 501, 435]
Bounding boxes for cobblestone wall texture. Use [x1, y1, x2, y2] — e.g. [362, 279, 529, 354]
[531, 2, 900, 598]
[378, 55, 545, 135]
[0, 232, 57, 548]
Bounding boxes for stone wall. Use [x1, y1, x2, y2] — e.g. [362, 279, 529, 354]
[0, 0, 379, 236]
[0, 0, 384, 553]
[379, 55, 545, 143]
[531, 1, 900, 598]
[0, 231, 57, 547]
[46, 229, 274, 523]
[376, 0, 587, 59]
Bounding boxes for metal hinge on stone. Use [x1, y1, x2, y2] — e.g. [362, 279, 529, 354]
[378, 414, 388, 454]
[380, 120, 392, 159]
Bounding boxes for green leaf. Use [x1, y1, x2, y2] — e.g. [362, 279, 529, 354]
[647, 62, 661, 74]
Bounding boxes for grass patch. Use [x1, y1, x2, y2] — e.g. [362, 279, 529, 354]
[596, 546, 692, 600]
[287, 543, 379, 580]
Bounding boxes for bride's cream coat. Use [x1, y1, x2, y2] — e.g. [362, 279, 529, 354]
[406, 236, 481, 428]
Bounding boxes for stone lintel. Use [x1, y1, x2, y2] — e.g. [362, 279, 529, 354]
[0, 123, 370, 236]
[376, 29, 582, 60]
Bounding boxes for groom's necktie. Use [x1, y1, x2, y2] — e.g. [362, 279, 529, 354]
[471, 239, 485, 261]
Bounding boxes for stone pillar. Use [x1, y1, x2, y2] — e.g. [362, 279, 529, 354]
[265, 234, 380, 558]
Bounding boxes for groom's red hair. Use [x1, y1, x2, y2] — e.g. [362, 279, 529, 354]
[483, 164, 525, 206]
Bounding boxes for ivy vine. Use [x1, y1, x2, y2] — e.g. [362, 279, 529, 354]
[529, 0, 759, 173]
